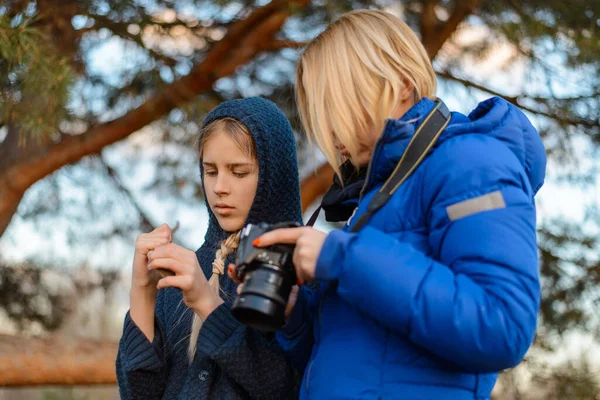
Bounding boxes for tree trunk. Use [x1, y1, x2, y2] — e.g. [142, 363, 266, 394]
[0, 335, 118, 386]
[0, 184, 23, 238]
[300, 163, 335, 212]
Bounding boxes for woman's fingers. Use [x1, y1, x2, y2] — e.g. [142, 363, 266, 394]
[253, 227, 306, 247]
[284, 285, 299, 318]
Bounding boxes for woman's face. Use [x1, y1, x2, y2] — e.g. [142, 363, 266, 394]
[202, 131, 258, 232]
[335, 97, 415, 167]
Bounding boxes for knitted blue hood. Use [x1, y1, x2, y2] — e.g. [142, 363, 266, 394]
[195, 97, 303, 292]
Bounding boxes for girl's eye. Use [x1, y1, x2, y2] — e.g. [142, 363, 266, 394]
[233, 171, 249, 178]
[205, 170, 217, 177]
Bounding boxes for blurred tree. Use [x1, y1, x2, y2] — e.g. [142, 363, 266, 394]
[0, 0, 599, 344]
[492, 352, 600, 400]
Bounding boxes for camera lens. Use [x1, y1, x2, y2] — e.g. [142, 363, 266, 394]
[231, 265, 295, 332]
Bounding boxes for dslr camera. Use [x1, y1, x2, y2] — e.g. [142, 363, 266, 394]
[231, 221, 300, 332]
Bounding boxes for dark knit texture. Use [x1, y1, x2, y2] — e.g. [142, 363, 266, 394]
[116, 97, 303, 399]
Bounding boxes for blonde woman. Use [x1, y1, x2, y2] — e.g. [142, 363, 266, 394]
[116, 97, 302, 399]
[253, 10, 546, 400]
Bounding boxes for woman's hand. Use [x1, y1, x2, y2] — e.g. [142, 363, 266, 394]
[254, 227, 327, 284]
[148, 243, 223, 319]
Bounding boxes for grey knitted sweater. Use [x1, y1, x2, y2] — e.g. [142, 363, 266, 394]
[116, 97, 303, 399]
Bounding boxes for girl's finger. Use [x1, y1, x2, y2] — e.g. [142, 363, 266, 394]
[156, 275, 194, 291]
[138, 238, 171, 254]
[147, 258, 186, 275]
[148, 243, 188, 263]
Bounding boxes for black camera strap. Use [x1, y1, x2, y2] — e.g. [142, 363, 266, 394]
[349, 100, 450, 232]
[306, 100, 450, 230]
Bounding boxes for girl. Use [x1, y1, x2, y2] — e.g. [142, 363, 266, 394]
[116, 97, 303, 399]
[254, 10, 546, 400]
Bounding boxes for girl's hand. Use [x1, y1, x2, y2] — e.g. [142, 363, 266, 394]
[148, 243, 223, 319]
[253, 227, 327, 284]
[132, 224, 173, 290]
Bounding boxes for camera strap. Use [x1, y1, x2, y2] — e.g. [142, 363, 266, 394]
[349, 100, 450, 232]
[306, 100, 450, 230]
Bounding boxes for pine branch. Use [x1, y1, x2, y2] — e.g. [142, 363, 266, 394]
[96, 155, 155, 233]
[421, 0, 484, 59]
[87, 13, 179, 66]
[263, 39, 308, 51]
[419, 0, 438, 45]
[437, 70, 599, 130]
[97, 155, 189, 246]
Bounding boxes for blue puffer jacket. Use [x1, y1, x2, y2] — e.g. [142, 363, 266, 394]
[277, 97, 546, 399]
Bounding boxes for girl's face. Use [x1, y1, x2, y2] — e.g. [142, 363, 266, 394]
[202, 131, 259, 232]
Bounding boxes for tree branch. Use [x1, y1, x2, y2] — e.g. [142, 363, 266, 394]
[300, 162, 334, 212]
[421, 0, 484, 59]
[1, 0, 308, 198]
[263, 39, 308, 51]
[0, 334, 117, 386]
[437, 70, 599, 129]
[89, 13, 179, 66]
[0, 123, 20, 173]
[438, 0, 483, 50]
[419, 0, 438, 48]
[96, 156, 155, 233]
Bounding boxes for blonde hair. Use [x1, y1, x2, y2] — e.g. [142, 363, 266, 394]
[188, 232, 240, 361]
[187, 117, 257, 361]
[296, 10, 437, 177]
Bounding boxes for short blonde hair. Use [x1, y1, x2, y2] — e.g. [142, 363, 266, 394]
[296, 10, 437, 176]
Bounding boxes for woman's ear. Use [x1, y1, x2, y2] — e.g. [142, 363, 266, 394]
[390, 80, 417, 120]
[399, 79, 415, 102]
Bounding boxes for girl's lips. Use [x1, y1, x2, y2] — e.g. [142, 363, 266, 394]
[215, 204, 234, 216]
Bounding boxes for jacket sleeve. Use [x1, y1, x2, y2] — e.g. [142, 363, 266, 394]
[116, 293, 168, 400]
[196, 303, 301, 399]
[276, 285, 317, 374]
[314, 136, 542, 373]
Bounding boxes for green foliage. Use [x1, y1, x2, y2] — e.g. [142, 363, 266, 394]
[0, 14, 74, 143]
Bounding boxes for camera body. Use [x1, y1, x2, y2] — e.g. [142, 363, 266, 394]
[231, 221, 301, 332]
